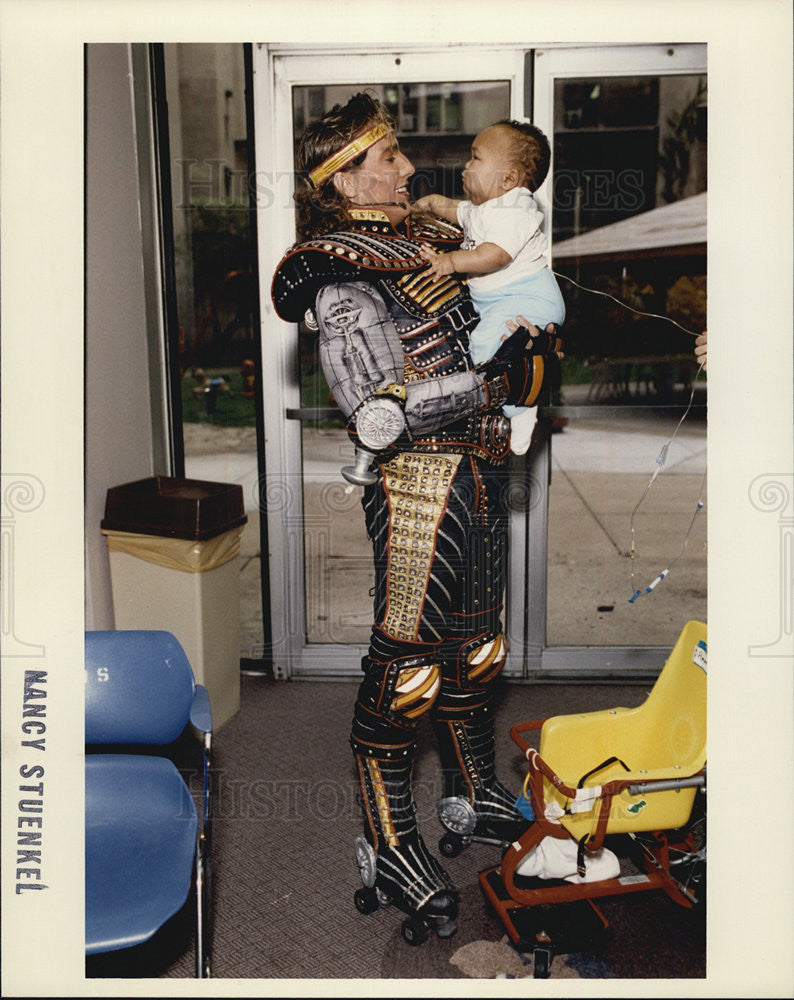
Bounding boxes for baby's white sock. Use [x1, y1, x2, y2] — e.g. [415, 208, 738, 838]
[509, 407, 537, 456]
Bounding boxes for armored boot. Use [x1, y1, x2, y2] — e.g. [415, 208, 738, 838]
[351, 655, 459, 945]
[432, 633, 532, 857]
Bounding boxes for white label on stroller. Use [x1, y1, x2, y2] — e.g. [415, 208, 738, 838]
[571, 785, 601, 813]
[692, 640, 707, 673]
[618, 874, 651, 886]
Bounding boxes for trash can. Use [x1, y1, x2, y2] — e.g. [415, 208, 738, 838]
[101, 476, 248, 729]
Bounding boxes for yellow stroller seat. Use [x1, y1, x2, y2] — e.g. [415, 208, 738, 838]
[479, 620, 707, 977]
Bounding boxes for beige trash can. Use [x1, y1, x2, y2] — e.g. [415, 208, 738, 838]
[101, 476, 248, 729]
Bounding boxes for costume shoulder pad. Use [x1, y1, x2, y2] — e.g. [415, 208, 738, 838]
[271, 231, 426, 322]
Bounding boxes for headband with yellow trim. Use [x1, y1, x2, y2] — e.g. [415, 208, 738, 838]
[307, 122, 390, 189]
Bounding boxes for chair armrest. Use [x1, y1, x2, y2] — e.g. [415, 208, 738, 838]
[190, 684, 213, 735]
[189, 685, 213, 842]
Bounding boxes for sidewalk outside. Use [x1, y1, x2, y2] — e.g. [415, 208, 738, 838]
[184, 388, 707, 663]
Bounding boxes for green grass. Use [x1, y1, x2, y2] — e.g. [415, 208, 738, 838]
[560, 357, 594, 385]
[182, 358, 593, 429]
[181, 367, 257, 426]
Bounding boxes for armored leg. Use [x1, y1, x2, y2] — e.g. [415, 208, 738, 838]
[432, 632, 530, 853]
[351, 653, 459, 941]
[352, 451, 519, 934]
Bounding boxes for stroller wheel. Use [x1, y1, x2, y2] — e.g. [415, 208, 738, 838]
[533, 946, 551, 978]
[439, 832, 464, 858]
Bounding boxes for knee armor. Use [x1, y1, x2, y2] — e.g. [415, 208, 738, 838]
[354, 654, 441, 731]
[431, 632, 529, 852]
[462, 632, 507, 688]
[431, 631, 507, 723]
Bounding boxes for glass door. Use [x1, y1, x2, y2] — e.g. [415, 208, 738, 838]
[528, 44, 708, 674]
[253, 45, 528, 678]
[253, 43, 707, 680]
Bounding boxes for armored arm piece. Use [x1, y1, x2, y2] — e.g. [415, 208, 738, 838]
[400, 323, 562, 431]
[314, 282, 484, 440]
[402, 373, 488, 434]
[315, 282, 407, 450]
[314, 281, 561, 447]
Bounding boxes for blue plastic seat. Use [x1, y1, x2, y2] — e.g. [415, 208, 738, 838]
[85, 630, 213, 977]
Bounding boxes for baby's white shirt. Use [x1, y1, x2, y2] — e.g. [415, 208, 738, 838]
[456, 187, 549, 293]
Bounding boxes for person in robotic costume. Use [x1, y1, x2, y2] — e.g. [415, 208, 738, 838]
[271, 93, 562, 944]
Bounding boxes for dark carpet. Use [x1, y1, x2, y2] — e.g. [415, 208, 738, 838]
[86, 673, 705, 981]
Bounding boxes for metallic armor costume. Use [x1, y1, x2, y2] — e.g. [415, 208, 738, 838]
[272, 210, 556, 939]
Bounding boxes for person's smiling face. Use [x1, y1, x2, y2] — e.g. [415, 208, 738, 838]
[462, 125, 517, 206]
[334, 132, 415, 226]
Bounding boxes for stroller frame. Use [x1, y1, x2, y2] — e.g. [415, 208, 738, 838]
[479, 620, 707, 976]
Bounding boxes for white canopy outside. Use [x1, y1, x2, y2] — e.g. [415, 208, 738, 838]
[553, 191, 706, 262]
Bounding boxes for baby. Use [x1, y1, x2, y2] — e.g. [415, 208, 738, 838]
[415, 120, 565, 455]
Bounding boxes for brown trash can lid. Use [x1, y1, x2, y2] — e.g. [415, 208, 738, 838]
[102, 476, 248, 541]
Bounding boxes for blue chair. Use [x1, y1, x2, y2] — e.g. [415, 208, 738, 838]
[85, 630, 213, 977]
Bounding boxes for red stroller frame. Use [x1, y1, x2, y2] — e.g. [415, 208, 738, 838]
[479, 620, 707, 977]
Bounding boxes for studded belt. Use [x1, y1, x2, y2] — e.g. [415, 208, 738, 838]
[407, 414, 511, 465]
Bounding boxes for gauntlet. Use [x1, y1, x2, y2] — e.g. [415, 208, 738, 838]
[477, 324, 562, 408]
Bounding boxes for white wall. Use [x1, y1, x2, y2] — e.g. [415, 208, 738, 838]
[84, 44, 160, 628]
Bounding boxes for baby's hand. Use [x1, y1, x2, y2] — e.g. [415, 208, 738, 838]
[413, 195, 436, 213]
[419, 244, 453, 280]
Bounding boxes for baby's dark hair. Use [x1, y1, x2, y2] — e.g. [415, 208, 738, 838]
[495, 120, 551, 192]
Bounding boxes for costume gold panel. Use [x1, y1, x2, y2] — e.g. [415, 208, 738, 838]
[380, 452, 462, 641]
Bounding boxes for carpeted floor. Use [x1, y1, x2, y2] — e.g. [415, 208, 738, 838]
[86, 673, 705, 981]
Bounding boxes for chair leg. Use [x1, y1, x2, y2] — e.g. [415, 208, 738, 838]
[195, 838, 212, 978]
[197, 734, 213, 978]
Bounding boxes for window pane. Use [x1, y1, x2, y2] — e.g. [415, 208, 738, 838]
[553, 74, 707, 398]
[547, 72, 707, 646]
[163, 43, 264, 661]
